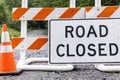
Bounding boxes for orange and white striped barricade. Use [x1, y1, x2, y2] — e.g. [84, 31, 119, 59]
[12, 8, 85, 20]
[12, 37, 74, 71]
[86, 6, 120, 72]
[86, 6, 120, 18]
[12, 0, 86, 71]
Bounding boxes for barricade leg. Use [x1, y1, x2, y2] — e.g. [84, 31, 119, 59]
[17, 57, 74, 71]
[95, 64, 120, 72]
[12, 37, 74, 71]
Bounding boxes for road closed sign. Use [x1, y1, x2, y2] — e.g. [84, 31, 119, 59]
[49, 18, 120, 64]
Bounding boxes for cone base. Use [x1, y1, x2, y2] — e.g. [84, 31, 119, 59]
[0, 53, 17, 72]
[0, 69, 23, 76]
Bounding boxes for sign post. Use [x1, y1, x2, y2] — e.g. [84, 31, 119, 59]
[49, 19, 120, 64]
[95, 0, 101, 7]
[70, 0, 76, 8]
[19, 0, 28, 64]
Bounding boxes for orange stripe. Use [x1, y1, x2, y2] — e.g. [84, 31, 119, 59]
[32, 8, 55, 20]
[12, 8, 29, 20]
[1, 42, 11, 46]
[98, 6, 119, 18]
[59, 8, 80, 18]
[12, 38, 24, 49]
[28, 38, 48, 50]
[86, 7, 93, 12]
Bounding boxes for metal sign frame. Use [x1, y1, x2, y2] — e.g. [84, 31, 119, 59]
[49, 18, 120, 64]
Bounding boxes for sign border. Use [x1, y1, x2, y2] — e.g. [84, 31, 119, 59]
[49, 18, 120, 64]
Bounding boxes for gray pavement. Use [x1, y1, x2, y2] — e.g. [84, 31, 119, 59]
[0, 30, 120, 80]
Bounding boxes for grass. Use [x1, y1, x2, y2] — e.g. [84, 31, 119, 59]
[0, 26, 47, 42]
[8, 28, 20, 38]
[0, 26, 20, 41]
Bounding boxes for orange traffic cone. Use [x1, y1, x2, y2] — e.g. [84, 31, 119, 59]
[0, 24, 18, 75]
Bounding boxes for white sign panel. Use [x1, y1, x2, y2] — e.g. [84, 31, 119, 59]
[49, 19, 120, 64]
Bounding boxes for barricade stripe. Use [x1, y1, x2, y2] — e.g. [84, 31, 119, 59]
[45, 8, 67, 20]
[12, 8, 84, 20]
[12, 38, 24, 49]
[12, 37, 48, 50]
[13, 38, 37, 50]
[20, 8, 42, 20]
[98, 6, 119, 17]
[12, 8, 29, 20]
[86, 7, 93, 12]
[32, 8, 55, 20]
[73, 8, 85, 18]
[28, 38, 48, 50]
[59, 8, 80, 18]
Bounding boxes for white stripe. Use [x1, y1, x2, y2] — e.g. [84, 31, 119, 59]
[73, 8, 85, 19]
[20, 8, 42, 20]
[46, 8, 67, 20]
[15, 37, 37, 50]
[86, 7, 106, 18]
[1, 32, 10, 42]
[12, 8, 17, 14]
[40, 42, 48, 51]
[1, 45, 13, 53]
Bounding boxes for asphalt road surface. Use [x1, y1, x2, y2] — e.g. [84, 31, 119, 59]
[0, 30, 120, 80]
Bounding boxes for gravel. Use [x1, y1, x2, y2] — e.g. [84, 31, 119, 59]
[0, 30, 120, 80]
